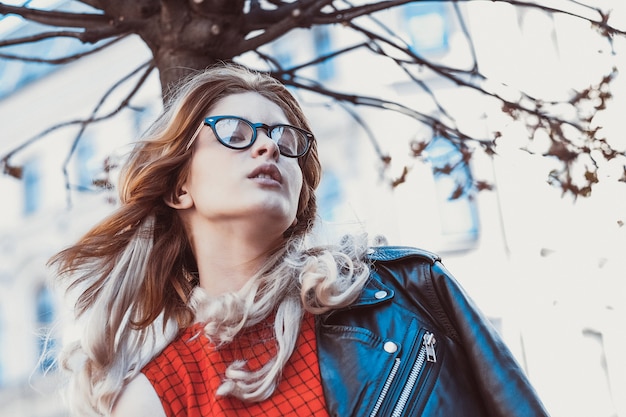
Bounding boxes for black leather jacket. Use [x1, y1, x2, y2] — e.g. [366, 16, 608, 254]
[316, 246, 549, 417]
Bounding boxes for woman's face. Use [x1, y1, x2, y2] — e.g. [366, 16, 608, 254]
[178, 92, 304, 239]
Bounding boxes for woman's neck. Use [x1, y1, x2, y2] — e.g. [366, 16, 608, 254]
[187, 223, 284, 296]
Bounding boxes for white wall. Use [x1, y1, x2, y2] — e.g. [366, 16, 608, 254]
[0, 34, 161, 386]
[0, 2, 625, 416]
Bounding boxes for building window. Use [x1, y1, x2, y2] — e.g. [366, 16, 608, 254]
[403, 3, 450, 54]
[313, 26, 335, 81]
[132, 105, 156, 137]
[425, 137, 479, 250]
[23, 159, 41, 215]
[75, 138, 95, 190]
[35, 285, 56, 372]
[317, 169, 343, 222]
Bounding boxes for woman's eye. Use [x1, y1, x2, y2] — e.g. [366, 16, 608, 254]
[229, 132, 247, 144]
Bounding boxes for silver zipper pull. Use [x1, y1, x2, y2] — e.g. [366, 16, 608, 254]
[423, 332, 437, 363]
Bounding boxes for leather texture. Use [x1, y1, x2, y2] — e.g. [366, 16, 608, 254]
[316, 246, 550, 417]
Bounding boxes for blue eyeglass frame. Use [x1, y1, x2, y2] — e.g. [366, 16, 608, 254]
[185, 115, 314, 158]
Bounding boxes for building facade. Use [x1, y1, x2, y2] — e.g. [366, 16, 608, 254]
[1, 2, 625, 416]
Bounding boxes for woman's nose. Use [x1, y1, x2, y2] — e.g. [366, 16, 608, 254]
[252, 130, 280, 159]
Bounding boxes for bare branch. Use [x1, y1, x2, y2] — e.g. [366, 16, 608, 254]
[279, 41, 368, 73]
[346, 20, 595, 137]
[236, 0, 331, 54]
[0, 2, 111, 29]
[313, 0, 626, 37]
[78, 0, 106, 9]
[255, 49, 391, 167]
[333, 9, 461, 121]
[277, 68, 489, 193]
[0, 25, 130, 46]
[60, 60, 156, 205]
[0, 35, 126, 64]
[2, 0, 624, 199]
[1, 61, 155, 176]
[311, 0, 416, 24]
[337, 100, 391, 164]
[451, 2, 479, 72]
[477, 0, 625, 36]
[0, 31, 87, 47]
[245, 0, 303, 28]
[282, 74, 489, 147]
[488, 0, 606, 25]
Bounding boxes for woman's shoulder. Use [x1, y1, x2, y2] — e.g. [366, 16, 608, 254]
[111, 373, 166, 417]
[365, 245, 440, 264]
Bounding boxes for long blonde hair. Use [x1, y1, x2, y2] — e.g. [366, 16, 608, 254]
[49, 63, 370, 416]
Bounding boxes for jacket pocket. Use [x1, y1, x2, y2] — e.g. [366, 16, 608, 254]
[370, 319, 441, 417]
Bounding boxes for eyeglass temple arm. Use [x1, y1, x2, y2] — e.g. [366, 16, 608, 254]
[185, 121, 205, 151]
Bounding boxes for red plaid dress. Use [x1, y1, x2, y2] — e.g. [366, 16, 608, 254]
[142, 312, 329, 417]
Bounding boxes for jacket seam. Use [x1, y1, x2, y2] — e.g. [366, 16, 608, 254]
[421, 261, 460, 343]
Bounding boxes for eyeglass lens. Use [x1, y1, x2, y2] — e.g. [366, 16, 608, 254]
[213, 117, 307, 157]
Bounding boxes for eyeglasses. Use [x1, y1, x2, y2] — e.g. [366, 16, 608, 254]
[185, 115, 314, 158]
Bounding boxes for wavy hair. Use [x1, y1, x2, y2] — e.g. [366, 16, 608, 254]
[48, 63, 370, 416]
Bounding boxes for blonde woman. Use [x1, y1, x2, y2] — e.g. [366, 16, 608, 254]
[49, 63, 549, 417]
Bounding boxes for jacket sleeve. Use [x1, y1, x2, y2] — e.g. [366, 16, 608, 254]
[426, 259, 550, 417]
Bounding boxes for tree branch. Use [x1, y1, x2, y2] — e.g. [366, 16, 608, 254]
[312, 0, 626, 37]
[330, 7, 463, 122]
[346, 20, 594, 136]
[77, 0, 107, 10]
[255, 48, 391, 164]
[236, 0, 331, 54]
[0, 2, 111, 28]
[1, 61, 155, 180]
[0, 35, 126, 64]
[282, 74, 486, 145]
[60, 60, 156, 205]
[278, 71, 495, 192]
[245, 0, 299, 27]
[310, 0, 416, 24]
[0, 30, 103, 47]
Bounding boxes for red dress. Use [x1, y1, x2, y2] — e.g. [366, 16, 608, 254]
[142, 312, 329, 417]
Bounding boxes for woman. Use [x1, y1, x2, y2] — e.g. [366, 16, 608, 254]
[49, 63, 549, 417]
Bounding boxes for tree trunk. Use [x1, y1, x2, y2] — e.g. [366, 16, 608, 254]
[132, 0, 244, 99]
[153, 48, 225, 99]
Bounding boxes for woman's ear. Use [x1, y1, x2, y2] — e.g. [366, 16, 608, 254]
[164, 186, 193, 210]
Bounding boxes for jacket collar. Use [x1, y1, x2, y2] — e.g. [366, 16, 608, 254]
[349, 273, 394, 308]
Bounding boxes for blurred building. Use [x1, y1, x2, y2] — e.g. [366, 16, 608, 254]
[1, 2, 625, 417]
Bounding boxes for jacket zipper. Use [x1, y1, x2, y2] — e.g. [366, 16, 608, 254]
[369, 331, 437, 416]
[390, 331, 437, 416]
[369, 358, 401, 417]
